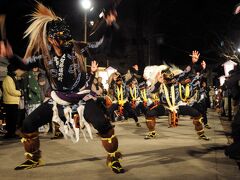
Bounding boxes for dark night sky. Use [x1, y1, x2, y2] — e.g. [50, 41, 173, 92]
[1, 0, 240, 69]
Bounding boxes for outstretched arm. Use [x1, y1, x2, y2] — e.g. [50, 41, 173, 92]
[1, 41, 42, 70]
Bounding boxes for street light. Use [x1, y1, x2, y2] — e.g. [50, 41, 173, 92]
[79, 0, 92, 71]
[81, 0, 91, 10]
[80, 0, 92, 43]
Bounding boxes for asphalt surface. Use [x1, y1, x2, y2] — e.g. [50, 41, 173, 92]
[0, 109, 239, 180]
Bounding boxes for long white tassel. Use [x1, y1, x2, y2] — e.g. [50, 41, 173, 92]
[63, 106, 73, 141]
[52, 101, 67, 139]
[77, 104, 88, 142]
[64, 106, 80, 143]
[77, 104, 93, 142]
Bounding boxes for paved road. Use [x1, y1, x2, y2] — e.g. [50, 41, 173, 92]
[0, 110, 239, 180]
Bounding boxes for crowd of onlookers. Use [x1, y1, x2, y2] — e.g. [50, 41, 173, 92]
[0, 64, 50, 139]
[209, 86, 236, 118]
[0, 40, 51, 139]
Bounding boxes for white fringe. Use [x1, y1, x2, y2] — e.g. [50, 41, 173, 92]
[51, 92, 93, 143]
[77, 103, 93, 142]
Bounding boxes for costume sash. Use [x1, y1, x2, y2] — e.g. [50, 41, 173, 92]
[179, 83, 190, 102]
[162, 83, 177, 112]
[117, 85, 125, 106]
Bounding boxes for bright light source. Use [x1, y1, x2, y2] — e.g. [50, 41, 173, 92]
[238, 48, 240, 52]
[80, 0, 91, 10]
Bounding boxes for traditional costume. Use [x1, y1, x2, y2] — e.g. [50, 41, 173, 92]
[143, 57, 210, 140]
[14, 2, 124, 173]
[108, 74, 140, 126]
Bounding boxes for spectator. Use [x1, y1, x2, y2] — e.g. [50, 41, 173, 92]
[38, 72, 51, 102]
[222, 87, 229, 116]
[2, 64, 24, 138]
[92, 77, 104, 96]
[23, 67, 50, 133]
[97, 77, 106, 94]
[23, 67, 42, 115]
[209, 86, 215, 109]
[224, 66, 240, 160]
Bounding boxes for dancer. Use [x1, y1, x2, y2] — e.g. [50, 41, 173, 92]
[108, 74, 141, 126]
[13, 2, 124, 173]
[143, 51, 209, 140]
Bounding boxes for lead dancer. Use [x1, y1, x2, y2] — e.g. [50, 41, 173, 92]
[14, 2, 124, 173]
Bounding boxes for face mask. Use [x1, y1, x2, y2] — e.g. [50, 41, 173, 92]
[48, 19, 73, 52]
[59, 39, 73, 52]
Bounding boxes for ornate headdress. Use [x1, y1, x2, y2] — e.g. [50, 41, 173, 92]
[24, 2, 60, 60]
[24, 1, 74, 62]
[24, 2, 89, 74]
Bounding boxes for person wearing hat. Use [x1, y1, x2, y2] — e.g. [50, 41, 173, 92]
[2, 63, 25, 138]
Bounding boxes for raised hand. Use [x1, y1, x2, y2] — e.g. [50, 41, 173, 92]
[191, 50, 200, 63]
[104, 10, 117, 26]
[201, 60, 206, 70]
[91, 60, 98, 74]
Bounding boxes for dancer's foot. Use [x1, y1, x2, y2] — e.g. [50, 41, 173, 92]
[50, 132, 63, 140]
[204, 124, 211, 129]
[136, 122, 141, 127]
[144, 131, 156, 139]
[15, 159, 44, 170]
[108, 160, 125, 174]
[199, 134, 210, 141]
